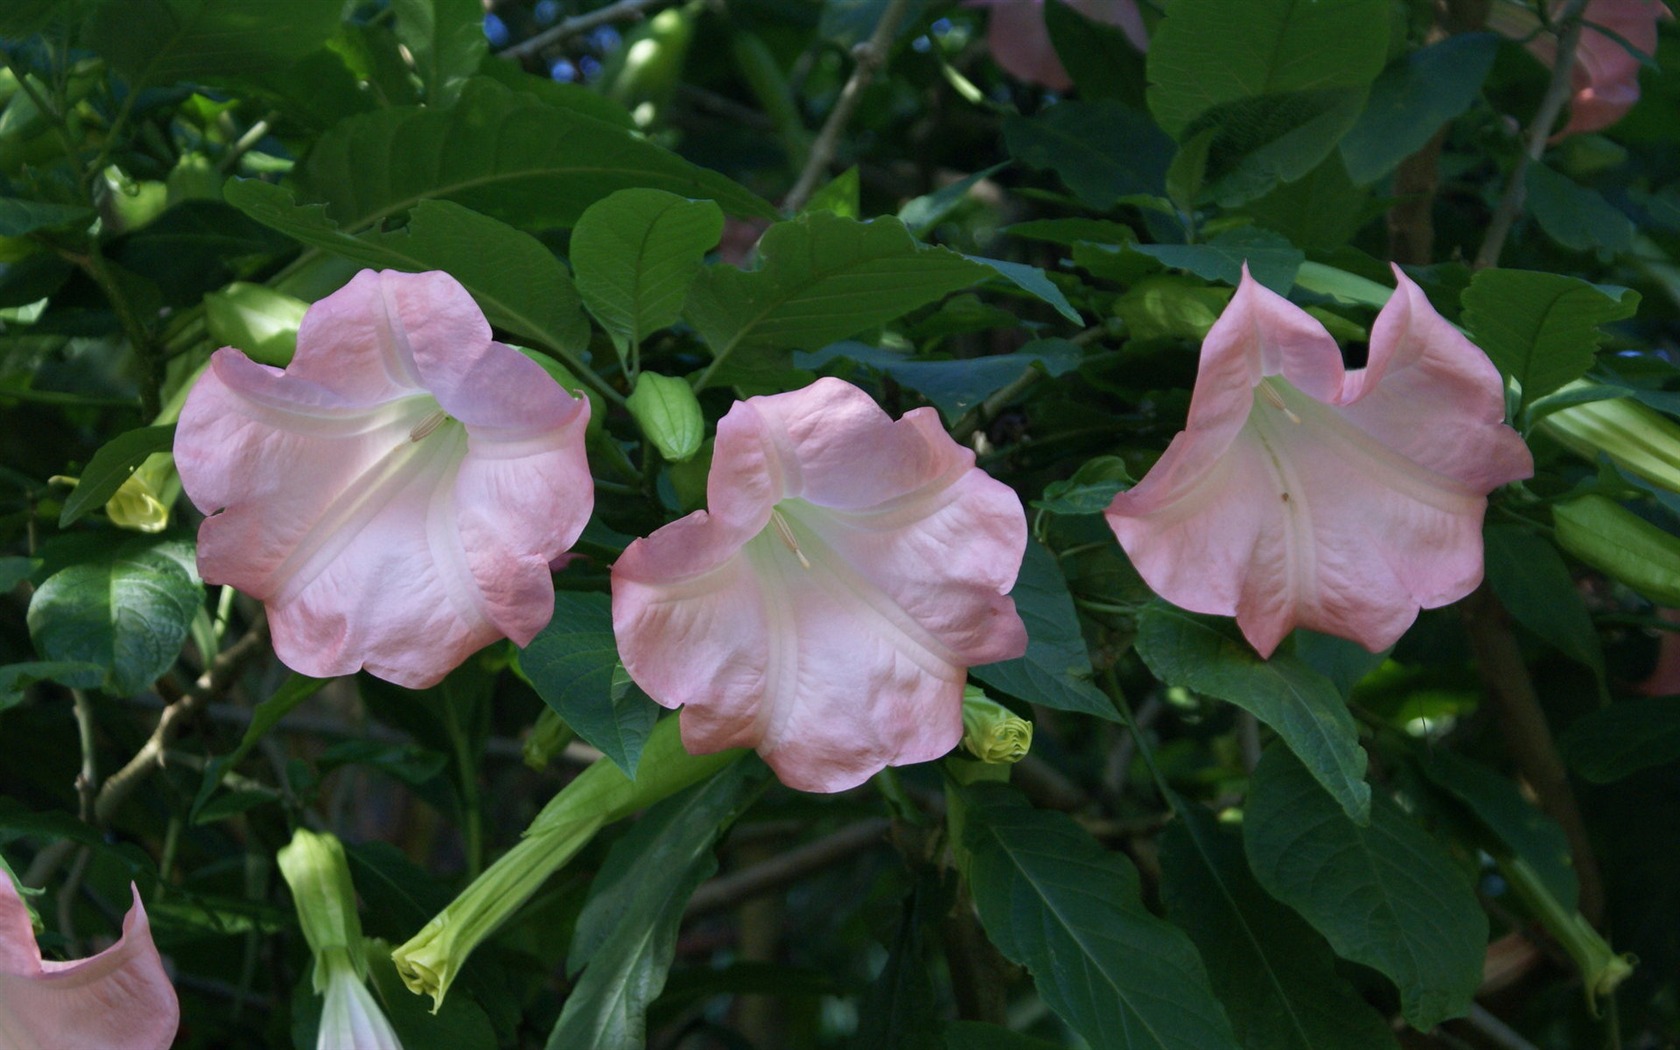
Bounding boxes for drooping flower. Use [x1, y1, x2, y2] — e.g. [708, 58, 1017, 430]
[973, 0, 1148, 92]
[175, 269, 592, 688]
[0, 878, 179, 1050]
[611, 378, 1029, 793]
[1106, 266, 1533, 657]
[1491, 0, 1673, 137]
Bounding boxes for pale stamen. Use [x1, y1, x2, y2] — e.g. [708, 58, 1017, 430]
[409, 409, 451, 442]
[770, 509, 812, 569]
[1258, 381, 1303, 424]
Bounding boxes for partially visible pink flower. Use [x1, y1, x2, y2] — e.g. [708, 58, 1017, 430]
[1636, 607, 1680, 696]
[176, 269, 593, 688]
[1493, 0, 1673, 136]
[0, 879, 179, 1050]
[611, 378, 1028, 793]
[1106, 266, 1534, 657]
[973, 0, 1148, 91]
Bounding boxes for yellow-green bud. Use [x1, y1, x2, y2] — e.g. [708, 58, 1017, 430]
[1553, 494, 1680, 606]
[627, 371, 704, 463]
[277, 829, 367, 990]
[521, 707, 575, 772]
[1539, 384, 1680, 496]
[961, 686, 1032, 764]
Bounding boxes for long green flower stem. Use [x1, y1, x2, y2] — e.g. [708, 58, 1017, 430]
[391, 716, 742, 1011]
[1498, 853, 1634, 1013]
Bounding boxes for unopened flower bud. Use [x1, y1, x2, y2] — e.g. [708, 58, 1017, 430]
[627, 371, 705, 462]
[204, 282, 308, 367]
[522, 707, 576, 771]
[961, 686, 1031, 764]
[1553, 494, 1680, 606]
[1539, 384, 1680, 495]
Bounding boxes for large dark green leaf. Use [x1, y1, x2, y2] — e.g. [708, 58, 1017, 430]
[1160, 803, 1398, 1050]
[1484, 525, 1606, 684]
[225, 181, 591, 355]
[1243, 746, 1487, 1030]
[1461, 269, 1639, 403]
[571, 189, 723, 363]
[299, 78, 771, 235]
[959, 782, 1238, 1050]
[1560, 699, 1680, 782]
[684, 213, 989, 390]
[857, 875, 944, 1050]
[549, 761, 766, 1050]
[1003, 100, 1174, 209]
[84, 0, 341, 86]
[1525, 163, 1635, 254]
[1339, 33, 1499, 184]
[517, 592, 656, 776]
[26, 539, 201, 696]
[1043, 0, 1147, 107]
[970, 541, 1120, 722]
[1136, 603, 1370, 822]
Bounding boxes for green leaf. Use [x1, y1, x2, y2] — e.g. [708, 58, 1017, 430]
[1135, 603, 1370, 823]
[1243, 745, 1487, 1029]
[964, 256, 1082, 324]
[1043, 0, 1147, 107]
[1484, 525, 1606, 684]
[970, 541, 1120, 721]
[26, 539, 201, 696]
[190, 674, 326, 820]
[0, 557, 38, 593]
[1130, 227, 1304, 295]
[959, 782, 1238, 1050]
[858, 876, 944, 1050]
[58, 424, 177, 528]
[571, 189, 724, 363]
[1148, 0, 1388, 138]
[550, 761, 765, 1050]
[0, 198, 92, 237]
[797, 338, 1081, 423]
[898, 163, 1010, 239]
[804, 166, 861, 220]
[300, 78, 771, 235]
[1159, 803, 1399, 1050]
[1525, 162, 1635, 254]
[84, 0, 341, 87]
[1003, 100, 1174, 209]
[226, 181, 591, 356]
[1415, 749, 1577, 911]
[1339, 33, 1499, 184]
[1185, 90, 1371, 206]
[392, 0, 486, 106]
[517, 592, 656, 776]
[1461, 269, 1639, 403]
[685, 213, 989, 390]
[0, 660, 106, 712]
[1033, 456, 1132, 517]
[1560, 699, 1680, 782]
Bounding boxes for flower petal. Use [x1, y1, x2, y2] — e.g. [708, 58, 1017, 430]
[613, 378, 1027, 792]
[1513, 0, 1672, 136]
[176, 270, 593, 687]
[319, 967, 403, 1050]
[1107, 268, 1532, 656]
[0, 882, 179, 1050]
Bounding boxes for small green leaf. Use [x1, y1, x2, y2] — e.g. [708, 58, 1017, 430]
[1159, 803, 1399, 1050]
[191, 674, 327, 820]
[959, 782, 1238, 1050]
[0, 198, 93, 237]
[571, 189, 724, 363]
[550, 761, 765, 1050]
[392, 0, 486, 106]
[970, 541, 1120, 721]
[226, 181, 592, 356]
[1561, 699, 1680, 782]
[685, 213, 989, 390]
[1136, 603, 1370, 823]
[0, 660, 106, 712]
[898, 163, 1009, 238]
[1003, 100, 1174, 208]
[965, 256, 1082, 324]
[26, 539, 202, 696]
[804, 166, 861, 219]
[1243, 745, 1487, 1030]
[1131, 227, 1304, 295]
[1462, 269, 1638, 403]
[59, 424, 177, 528]
[517, 592, 657, 776]
[797, 338, 1081, 423]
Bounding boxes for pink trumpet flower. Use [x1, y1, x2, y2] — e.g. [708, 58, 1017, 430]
[0, 879, 179, 1050]
[1106, 266, 1533, 657]
[973, 0, 1148, 91]
[1494, 0, 1673, 137]
[176, 270, 593, 688]
[611, 378, 1029, 793]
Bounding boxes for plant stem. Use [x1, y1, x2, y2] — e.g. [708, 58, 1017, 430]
[499, 0, 671, 62]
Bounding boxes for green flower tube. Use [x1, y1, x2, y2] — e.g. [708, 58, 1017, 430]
[1540, 384, 1680, 495]
[391, 717, 742, 1011]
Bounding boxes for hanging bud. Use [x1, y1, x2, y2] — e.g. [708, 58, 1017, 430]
[627, 371, 705, 462]
[1498, 854, 1635, 1014]
[960, 686, 1032, 764]
[1553, 494, 1680, 606]
[521, 706, 576, 771]
[1539, 385, 1680, 496]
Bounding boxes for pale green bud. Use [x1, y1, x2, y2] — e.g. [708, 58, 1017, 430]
[277, 829, 366, 990]
[1499, 854, 1635, 1014]
[1553, 494, 1680, 606]
[104, 469, 169, 534]
[960, 686, 1032, 765]
[391, 717, 742, 1011]
[627, 371, 705, 463]
[204, 282, 308, 367]
[521, 707, 576, 772]
[1539, 384, 1680, 496]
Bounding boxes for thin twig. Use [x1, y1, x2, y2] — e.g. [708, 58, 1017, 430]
[1473, 0, 1591, 270]
[685, 819, 890, 917]
[71, 690, 98, 823]
[499, 0, 670, 62]
[1464, 1003, 1542, 1050]
[782, 0, 915, 212]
